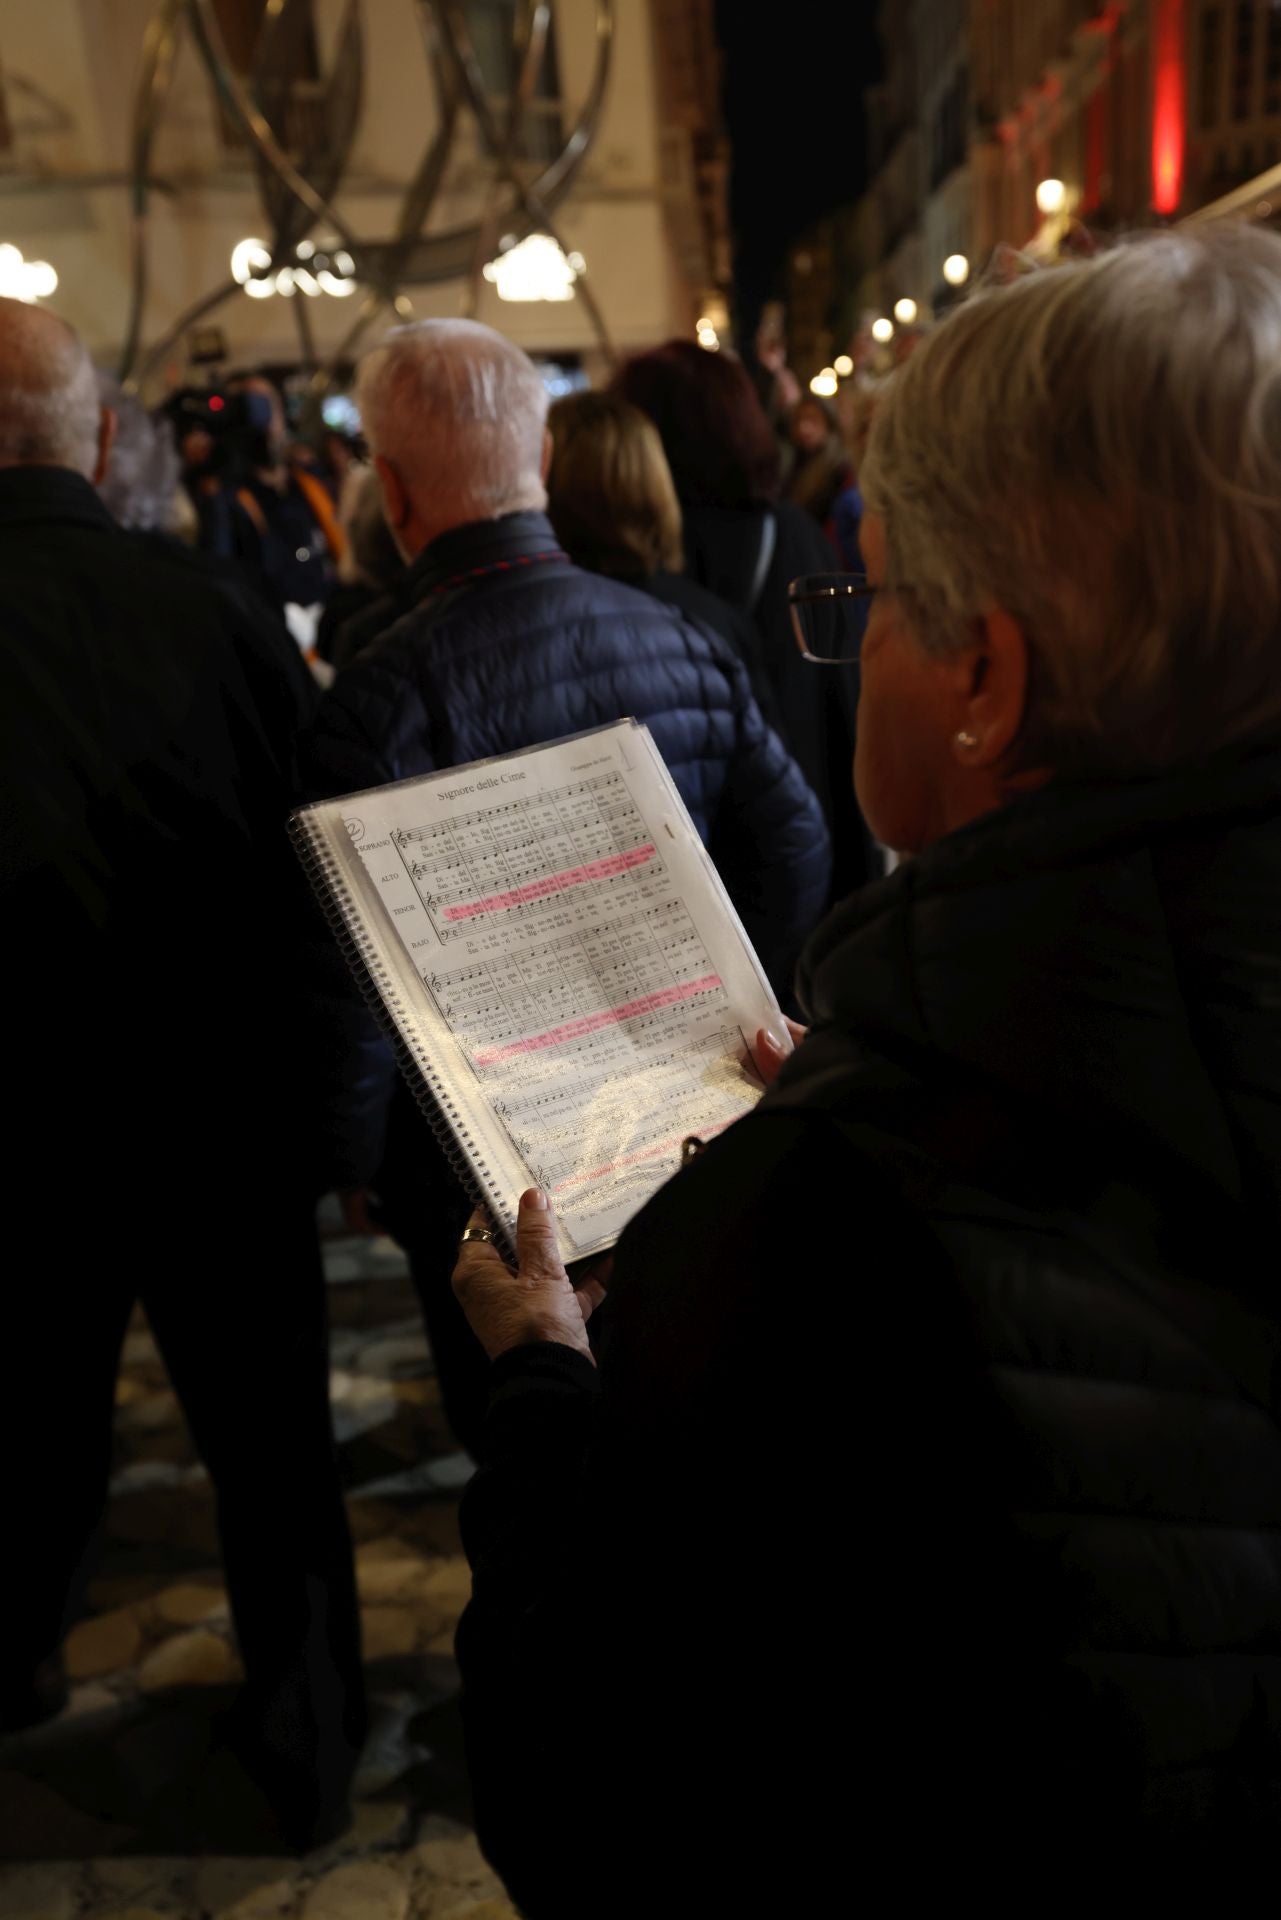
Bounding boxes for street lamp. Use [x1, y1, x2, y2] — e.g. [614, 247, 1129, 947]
[871, 317, 894, 343]
[893, 297, 918, 324]
[1036, 178, 1068, 216]
[942, 254, 970, 287]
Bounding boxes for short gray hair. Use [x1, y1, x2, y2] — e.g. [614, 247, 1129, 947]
[0, 295, 100, 476]
[861, 224, 1281, 774]
[95, 375, 182, 532]
[356, 318, 548, 521]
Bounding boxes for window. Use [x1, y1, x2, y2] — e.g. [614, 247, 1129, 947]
[1233, 0, 1256, 123]
[465, 0, 563, 164]
[1201, 5, 1223, 127]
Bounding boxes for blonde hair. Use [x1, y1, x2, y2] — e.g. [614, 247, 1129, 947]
[547, 391, 683, 580]
[861, 223, 1281, 774]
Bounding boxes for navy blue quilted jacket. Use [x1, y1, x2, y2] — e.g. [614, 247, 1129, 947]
[306, 512, 831, 983]
[302, 513, 831, 1185]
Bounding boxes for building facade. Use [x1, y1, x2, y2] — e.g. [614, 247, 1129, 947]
[809, 0, 1281, 384]
[0, 0, 730, 389]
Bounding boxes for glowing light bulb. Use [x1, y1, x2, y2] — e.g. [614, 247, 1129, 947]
[810, 369, 839, 397]
[871, 317, 894, 343]
[943, 253, 970, 287]
[833, 354, 854, 376]
[893, 297, 918, 324]
[1036, 177, 1068, 216]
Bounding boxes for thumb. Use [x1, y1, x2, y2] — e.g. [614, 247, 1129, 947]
[516, 1187, 564, 1279]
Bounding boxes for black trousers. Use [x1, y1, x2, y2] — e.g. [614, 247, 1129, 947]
[2, 1176, 366, 1827]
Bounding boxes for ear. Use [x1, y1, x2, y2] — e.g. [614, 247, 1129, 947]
[539, 426, 553, 485]
[93, 405, 117, 487]
[951, 605, 1030, 770]
[373, 453, 409, 532]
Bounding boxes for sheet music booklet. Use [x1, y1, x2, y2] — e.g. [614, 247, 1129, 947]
[291, 721, 779, 1263]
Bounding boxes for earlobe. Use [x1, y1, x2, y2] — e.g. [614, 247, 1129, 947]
[93, 406, 117, 488]
[957, 606, 1030, 767]
[374, 454, 409, 531]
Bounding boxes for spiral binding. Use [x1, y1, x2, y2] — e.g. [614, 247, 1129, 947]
[289, 808, 517, 1265]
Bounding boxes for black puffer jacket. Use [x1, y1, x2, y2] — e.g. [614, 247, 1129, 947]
[457, 741, 1281, 1912]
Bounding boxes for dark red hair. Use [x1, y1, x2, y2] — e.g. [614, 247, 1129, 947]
[610, 340, 782, 508]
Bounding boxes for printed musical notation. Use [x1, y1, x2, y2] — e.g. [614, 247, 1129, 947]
[341, 738, 774, 1251]
[384, 773, 750, 1233]
[394, 773, 666, 943]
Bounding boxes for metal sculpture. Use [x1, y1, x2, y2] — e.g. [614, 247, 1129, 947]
[120, 0, 615, 394]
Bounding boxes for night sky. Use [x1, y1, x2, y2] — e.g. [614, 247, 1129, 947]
[715, 0, 883, 344]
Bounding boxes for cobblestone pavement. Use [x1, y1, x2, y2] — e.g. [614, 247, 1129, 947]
[0, 1209, 518, 1920]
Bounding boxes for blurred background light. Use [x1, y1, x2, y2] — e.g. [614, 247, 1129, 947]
[871, 316, 894, 342]
[893, 297, 917, 324]
[943, 254, 970, 286]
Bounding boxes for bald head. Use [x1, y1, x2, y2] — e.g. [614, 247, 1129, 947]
[356, 319, 549, 556]
[0, 297, 102, 478]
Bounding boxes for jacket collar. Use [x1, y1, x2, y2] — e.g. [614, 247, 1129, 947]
[776, 739, 1281, 1245]
[0, 464, 119, 534]
[404, 510, 567, 602]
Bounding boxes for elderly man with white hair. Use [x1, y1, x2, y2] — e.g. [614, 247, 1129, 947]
[306, 318, 830, 1454]
[0, 296, 364, 1849]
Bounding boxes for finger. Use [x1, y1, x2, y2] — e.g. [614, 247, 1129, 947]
[751, 1024, 792, 1086]
[575, 1276, 607, 1323]
[515, 1187, 568, 1285]
[452, 1204, 509, 1294]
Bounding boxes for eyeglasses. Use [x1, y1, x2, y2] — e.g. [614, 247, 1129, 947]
[788, 572, 875, 666]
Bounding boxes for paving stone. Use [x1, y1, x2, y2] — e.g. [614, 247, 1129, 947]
[302, 1862, 409, 1920]
[88, 1861, 186, 1908]
[87, 1572, 161, 1610]
[64, 1678, 125, 1720]
[194, 1859, 298, 1916]
[357, 1535, 415, 1565]
[65, 1605, 144, 1678]
[0, 1862, 83, 1920]
[154, 1581, 227, 1625]
[418, 1558, 472, 1615]
[138, 1627, 242, 1691]
[361, 1607, 422, 1659]
[411, 1828, 497, 1895]
[218, 1881, 298, 1920]
[356, 1336, 432, 1380]
[114, 1390, 181, 1433]
[346, 1500, 404, 1544]
[357, 1556, 433, 1604]
[83, 1908, 172, 1920]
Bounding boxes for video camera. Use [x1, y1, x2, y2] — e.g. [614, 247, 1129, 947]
[164, 386, 277, 480]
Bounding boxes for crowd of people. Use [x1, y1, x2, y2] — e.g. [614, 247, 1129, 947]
[4, 216, 1281, 1902]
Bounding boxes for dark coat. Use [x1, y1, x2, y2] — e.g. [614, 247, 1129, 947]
[457, 741, 1281, 1910]
[0, 467, 320, 1175]
[304, 510, 831, 993]
[680, 496, 874, 899]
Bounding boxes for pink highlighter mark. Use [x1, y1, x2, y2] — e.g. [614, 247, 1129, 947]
[472, 973, 723, 1067]
[443, 843, 657, 921]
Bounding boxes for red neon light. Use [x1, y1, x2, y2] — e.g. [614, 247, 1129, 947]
[1151, 0, 1185, 214]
